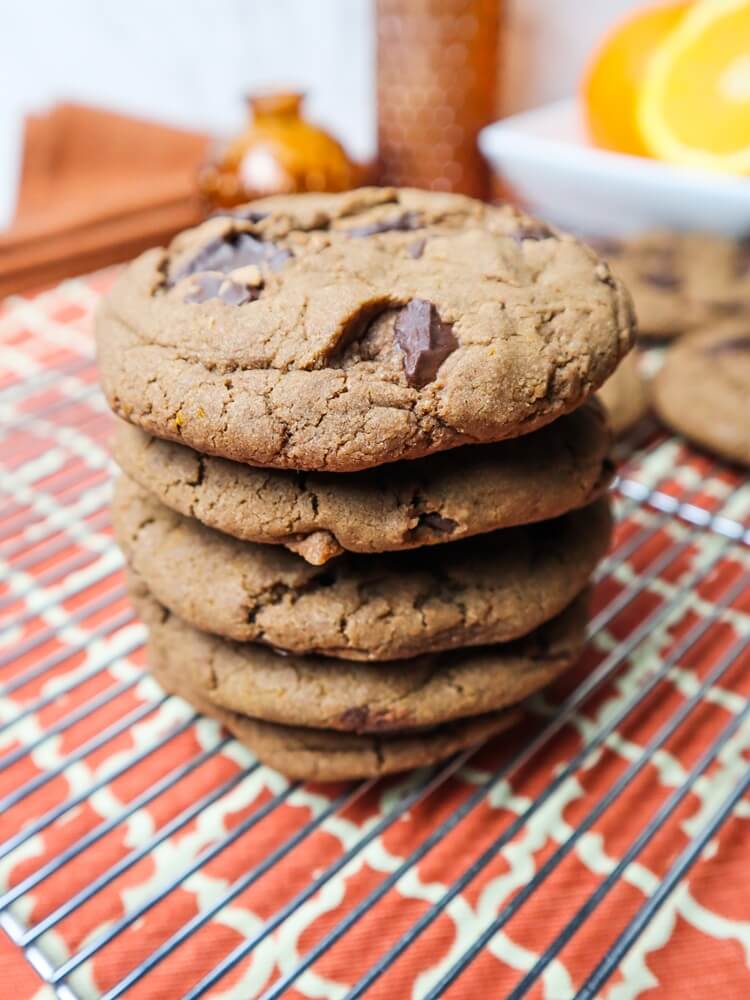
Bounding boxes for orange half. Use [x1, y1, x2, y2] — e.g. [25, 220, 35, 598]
[638, 0, 750, 172]
[583, 2, 690, 157]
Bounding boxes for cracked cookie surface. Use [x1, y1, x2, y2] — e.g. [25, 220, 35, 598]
[113, 399, 612, 565]
[113, 474, 611, 661]
[652, 319, 750, 465]
[135, 582, 587, 732]
[97, 187, 634, 472]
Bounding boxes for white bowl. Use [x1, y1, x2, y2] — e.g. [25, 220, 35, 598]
[479, 97, 750, 237]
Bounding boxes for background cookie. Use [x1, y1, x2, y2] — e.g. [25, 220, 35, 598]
[114, 475, 612, 661]
[135, 584, 587, 732]
[652, 319, 750, 466]
[597, 349, 649, 436]
[97, 187, 634, 472]
[599, 231, 750, 340]
[113, 400, 612, 565]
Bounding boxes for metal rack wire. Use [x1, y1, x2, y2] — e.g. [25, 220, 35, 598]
[1, 297, 750, 999]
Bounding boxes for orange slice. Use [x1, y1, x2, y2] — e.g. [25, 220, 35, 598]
[638, 0, 750, 172]
[583, 2, 690, 157]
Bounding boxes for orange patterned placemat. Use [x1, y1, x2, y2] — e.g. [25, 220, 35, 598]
[0, 273, 749, 999]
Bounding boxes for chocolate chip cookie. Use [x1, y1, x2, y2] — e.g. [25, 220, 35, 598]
[114, 475, 611, 661]
[135, 584, 587, 732]
[598, 231, 750, 340]
[97, 187, 634, 472]
[652, 319, 750, 465]
[597, 350, 649, 436]
[113, 399, 612, 565]
[133, 576, 527, 781]
[151, 676, 520, 781]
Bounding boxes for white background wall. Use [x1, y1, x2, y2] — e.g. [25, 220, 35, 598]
[0, 0, 643, 227]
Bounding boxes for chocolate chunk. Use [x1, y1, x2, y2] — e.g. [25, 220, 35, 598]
[641, 271, 681, 290]
[337, 705, 371, 731]
[713, 301, 747, 317]
[406, 238, 426, 259]
[589, 237, 624, 258]
[595, 262, 616, 288]
[211, 207, 268, 223]
[418, 512, 458, 534]
[512, 222, 553, 243]
[229, 208, 269, 223]
[394, 299, 458, 388]
[183, 273, 258, 306]
[346, 211, 423, 238]
[170, 231, 292, 285]
[706, 334, 750, 356]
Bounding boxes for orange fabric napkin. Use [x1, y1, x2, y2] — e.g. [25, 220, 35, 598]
[0, 103, 209, 297]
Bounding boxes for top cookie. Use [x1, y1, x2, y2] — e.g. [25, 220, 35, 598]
[97, 187, 634, 471]
[599, 231, 750, 340]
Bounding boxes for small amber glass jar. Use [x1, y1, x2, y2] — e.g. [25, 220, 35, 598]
[199, 92, 361, 209]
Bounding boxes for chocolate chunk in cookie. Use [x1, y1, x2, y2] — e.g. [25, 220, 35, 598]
[169, 231, 292, 285]
[705, 333, 750, 355]
[512, 221, 554, 243]
[346, 211, 423, 238]
[416, 512, 458, 534]
[394, 299, 458, 387]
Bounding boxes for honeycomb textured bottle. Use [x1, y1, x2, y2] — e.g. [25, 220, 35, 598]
[376, 0, 501, 198]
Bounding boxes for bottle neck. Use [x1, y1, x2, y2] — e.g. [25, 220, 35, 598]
[248, 92, 304, 123]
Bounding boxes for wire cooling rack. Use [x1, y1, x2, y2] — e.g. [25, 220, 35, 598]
[1, 276, 750, 1000]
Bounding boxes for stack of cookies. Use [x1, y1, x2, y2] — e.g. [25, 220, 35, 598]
[97, 188, 635, 781]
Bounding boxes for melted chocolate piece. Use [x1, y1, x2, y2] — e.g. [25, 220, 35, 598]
[346, 211, 423, 238]
[171, 231, 292, 285]
[512, 222, 553, 243]
[394, 299, 458, 388]
[183, 273, 258, 306]
[641, 271, 681, 290]
[418, 512, 458, 534]
[406, 238, 426, 259]
[706, 334, 750, 356]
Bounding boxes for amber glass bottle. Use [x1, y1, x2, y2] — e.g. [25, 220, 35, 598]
[376, 0, 501, 199]
[199, 92, 360, 209]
